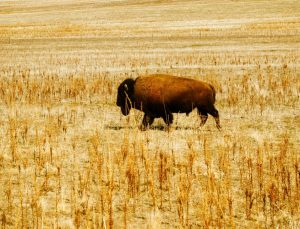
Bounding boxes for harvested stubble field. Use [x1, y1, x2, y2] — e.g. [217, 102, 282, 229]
[0, 0, 300, 228]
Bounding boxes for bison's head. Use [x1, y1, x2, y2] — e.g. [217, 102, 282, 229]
[116, 78, 135, 116]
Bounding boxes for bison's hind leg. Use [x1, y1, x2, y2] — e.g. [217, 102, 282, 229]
[197, 108, 208, 127]
[198, 106, 221, 130]
[209, 107, 221, 130]
[141, 114, 154, 130]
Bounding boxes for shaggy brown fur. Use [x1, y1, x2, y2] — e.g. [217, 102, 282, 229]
[116, 74, 221, 130]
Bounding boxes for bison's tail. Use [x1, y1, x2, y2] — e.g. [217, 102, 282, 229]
[209, 84, 216, 103]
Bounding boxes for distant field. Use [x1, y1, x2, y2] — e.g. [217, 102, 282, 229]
[0, 0, 299, 228]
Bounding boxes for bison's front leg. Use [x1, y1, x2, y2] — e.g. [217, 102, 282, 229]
[140, 114, 154, 130]
[163, 113, 173, 126]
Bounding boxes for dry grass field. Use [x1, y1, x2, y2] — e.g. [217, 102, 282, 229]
[0, 0, 300, 228]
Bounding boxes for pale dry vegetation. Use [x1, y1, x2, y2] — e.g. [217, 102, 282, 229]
[0, 0, 299, 228]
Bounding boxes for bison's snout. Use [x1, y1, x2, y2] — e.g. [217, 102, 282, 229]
[117, 78, 135, 116]
[117, 98, 130, 116]
[121, 106, 130, 116]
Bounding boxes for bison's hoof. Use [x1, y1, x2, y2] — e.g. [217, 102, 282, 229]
[139, 125, 147, 131]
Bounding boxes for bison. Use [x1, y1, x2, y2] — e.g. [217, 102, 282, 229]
[116, 74, 221, 130]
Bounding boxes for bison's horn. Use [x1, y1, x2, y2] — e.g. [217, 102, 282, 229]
[124, 84, 128, 91]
